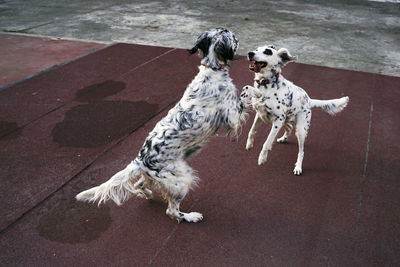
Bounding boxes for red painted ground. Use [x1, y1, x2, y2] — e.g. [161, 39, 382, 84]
[0, 37, 399, 266]
[0, 34, 105, 87]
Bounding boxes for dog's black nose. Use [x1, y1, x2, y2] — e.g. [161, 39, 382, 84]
[248, 52, 255, 60]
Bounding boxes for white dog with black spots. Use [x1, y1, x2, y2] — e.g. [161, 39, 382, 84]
[76, 28, 246, 223]
[241, 45, 349, 175]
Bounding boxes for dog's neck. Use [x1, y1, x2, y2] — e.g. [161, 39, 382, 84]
[254, 72, 280, 87]
[201, 64, 228, 71]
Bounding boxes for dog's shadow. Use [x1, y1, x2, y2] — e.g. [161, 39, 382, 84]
[37, 197, 112, 244]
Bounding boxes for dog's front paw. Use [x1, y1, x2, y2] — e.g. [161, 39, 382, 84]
[240, 86, 252, 107]
[258, 150, 268, 165]
[242, 85, 252, 91]
[277, 136, 288, 143]
[246, 138, 254, 150]
[242, 85, 262, 98]
[293, 166, 302, 176]
[240, 86, 251, 97]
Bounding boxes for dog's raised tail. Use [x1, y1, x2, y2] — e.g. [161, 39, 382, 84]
[76, 160, 142, 206]
[310, 96, 349, 115]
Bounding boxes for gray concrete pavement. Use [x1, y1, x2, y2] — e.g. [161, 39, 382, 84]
[1, 0, 399, 76]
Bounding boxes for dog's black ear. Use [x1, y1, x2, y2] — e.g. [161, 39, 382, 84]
[277, 48, 297, 65]
[214, 35, 235, 63]
[188, 32, 211, 57]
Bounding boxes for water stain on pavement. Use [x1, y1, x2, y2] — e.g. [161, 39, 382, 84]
[51, 101, 158, 148]
[37, 198, 111, 244]
[0, 120, 22, 140]
[75, 80, 126, 102]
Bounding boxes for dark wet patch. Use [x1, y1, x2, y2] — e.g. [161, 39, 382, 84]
[37, 199, 111, 244]
[0, 120, 22, 140]
[75, 80, 126, 102]
[52, 101, 158, 148]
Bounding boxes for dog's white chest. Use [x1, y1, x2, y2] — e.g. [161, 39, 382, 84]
[252, 86, 284, 116]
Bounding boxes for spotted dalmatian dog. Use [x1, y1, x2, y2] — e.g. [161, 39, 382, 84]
[241, 45, 349, 175]
[76, 28, 246, 223]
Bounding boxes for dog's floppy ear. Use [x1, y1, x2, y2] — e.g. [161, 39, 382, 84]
[277, 48, 297, 65]
[214, 35, 235, 63]
[188, 31, 211, 57]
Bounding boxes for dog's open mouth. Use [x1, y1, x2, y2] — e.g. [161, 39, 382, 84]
[249, 61, 267, 73]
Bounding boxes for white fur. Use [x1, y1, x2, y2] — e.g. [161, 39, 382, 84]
[242, 45, 349, 175]
[76, 28, 245, 223]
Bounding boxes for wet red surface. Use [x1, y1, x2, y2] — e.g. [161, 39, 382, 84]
[0, 38, 399, 266]
[0, 45, 198, 230]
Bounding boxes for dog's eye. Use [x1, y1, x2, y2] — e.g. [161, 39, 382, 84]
[263, 49, 273, 55]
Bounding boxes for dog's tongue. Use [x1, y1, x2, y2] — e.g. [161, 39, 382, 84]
[254, 62, 262, 73]
[249, 62, 262, 73]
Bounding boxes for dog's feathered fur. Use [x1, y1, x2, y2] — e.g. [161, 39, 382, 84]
[242, 45, 349, 175]
[76, 28, 245, 223]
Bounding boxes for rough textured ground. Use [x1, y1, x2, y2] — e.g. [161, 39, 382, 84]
[1, 0, 399, 76]
[0, 43, 399, 266]
[0, 1, 399, 266]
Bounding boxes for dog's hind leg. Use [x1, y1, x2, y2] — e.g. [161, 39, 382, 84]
[277, 123, 293, 143]
[166, 193, 203, 223]
[160, 162, 203, 223]
[293, 112, 311, 175]
[246, 113, 263, 150]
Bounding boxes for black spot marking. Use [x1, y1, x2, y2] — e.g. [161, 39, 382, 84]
[153, 141, 166, 154]
[263, 48, 273, 55]
[177, 110, 197, 131]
